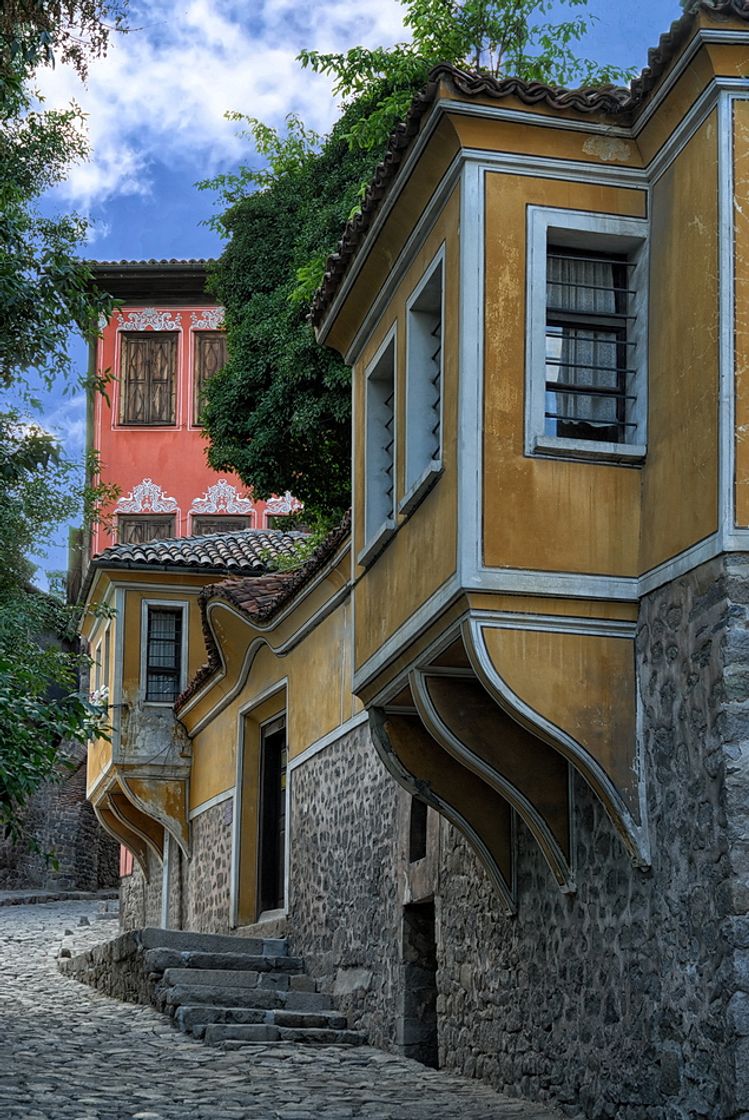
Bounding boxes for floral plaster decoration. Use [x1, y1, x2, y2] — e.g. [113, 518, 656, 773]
[265, 491, 304, 515]
[191, 479, 254, 515]
[115, 308, 182, 331]
[190, 309, 225, 330]
[116, 478, 179, 513]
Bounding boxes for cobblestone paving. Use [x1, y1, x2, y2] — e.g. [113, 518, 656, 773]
[0, 901, 562, 1120]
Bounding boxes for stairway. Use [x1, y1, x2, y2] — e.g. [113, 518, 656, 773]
[141, 928, 366, 1048]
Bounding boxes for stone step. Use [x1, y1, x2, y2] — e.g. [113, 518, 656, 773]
[203, 1023, 366, 1046]
[145, 949, 303, 976]
[161, 966, 302, 990]
[165, 984, 334, 1013]
[174, 1004, 348, 1037]
[140, 927, 287, 957]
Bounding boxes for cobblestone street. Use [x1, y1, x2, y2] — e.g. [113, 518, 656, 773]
[0, 901, 562, 1120]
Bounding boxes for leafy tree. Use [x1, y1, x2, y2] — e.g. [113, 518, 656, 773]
[0, 4, 123, 837]
[202, 0, 634, 523]
[0, 416, 104, 841]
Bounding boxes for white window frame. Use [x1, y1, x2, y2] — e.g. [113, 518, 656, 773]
[401, 245, 446, 515]
[139, 599, 189, 707]
[359, 326, 397, 567]
[525, 206, 649, 464]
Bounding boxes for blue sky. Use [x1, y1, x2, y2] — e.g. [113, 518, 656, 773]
[22, 0, 684, 584]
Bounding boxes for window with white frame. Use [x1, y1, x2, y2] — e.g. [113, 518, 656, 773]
[403, 250, 444, 509]
[526, 208, 648, 462]
[142, 604, 187, 704]
[363, 333, 396, 552]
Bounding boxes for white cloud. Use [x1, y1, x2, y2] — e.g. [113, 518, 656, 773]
[39, 394, 88, 454]
[36, 0, 408, 208]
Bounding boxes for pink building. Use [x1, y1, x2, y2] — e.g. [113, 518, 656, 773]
[87, 259, 301, 557]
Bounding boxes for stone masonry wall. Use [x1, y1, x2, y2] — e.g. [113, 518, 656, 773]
[282, 556, 747, 1119]
[286, 722, 402, 1051]
[120, 848, 163, 931]
[0, 744, 118, 891]
[183, 799, 233, 934]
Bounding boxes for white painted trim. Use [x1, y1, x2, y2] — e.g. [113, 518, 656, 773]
[467, 146, 646, 189]
[525, 206, 649, 463]
[160, 831, 171, 929]
[438, 96, 632, 139]
[139, 598, 189, 706]
[468, 609, 636, 639]
[720, 92, 737, 539]
[399, 462, 444, 517]
[287, 711, 369, 773]
[111, 586, 126, 758]
[363, 324, 398, 552]
[457, 161, 484, 590]
[188, 787, 234, 821]
[107, 580, 206, 595]
[404, 243, 446, 495]
[470, 566, 638, 600]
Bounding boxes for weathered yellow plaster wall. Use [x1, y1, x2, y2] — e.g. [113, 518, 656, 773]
[483, 174, 646, 576]
[353, 186, 461, 671]
[640, 112, 719, 569]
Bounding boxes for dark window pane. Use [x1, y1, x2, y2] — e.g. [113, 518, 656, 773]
[145, 607, 182, 702]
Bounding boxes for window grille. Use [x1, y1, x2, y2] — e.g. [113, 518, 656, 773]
[119, 333, 177, 425]
[118, 516, 175, 544]
[544, 249, 635, 445]
[193, 332, 227, 425]
[145, 607, 183, 703]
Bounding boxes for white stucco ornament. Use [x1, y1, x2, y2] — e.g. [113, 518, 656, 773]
[191, 479, 254, 514]
[116, 478, 179, 513]
[582, 136, 633, 164]
[190, 308, 225, 330]
[115, 308, 182, 331]
[265, 491, 304, 515]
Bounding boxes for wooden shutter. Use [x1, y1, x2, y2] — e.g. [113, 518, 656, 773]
[192, 516, 249, 535]
[194, 332, 227, 424]
[120, 333, 177, 425]
[118, 516, 175, 543]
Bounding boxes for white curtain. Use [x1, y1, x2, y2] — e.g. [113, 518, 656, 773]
[547, 256, 620, 430]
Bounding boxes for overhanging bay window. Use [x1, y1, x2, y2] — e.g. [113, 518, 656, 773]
[526, 208, 648, 463]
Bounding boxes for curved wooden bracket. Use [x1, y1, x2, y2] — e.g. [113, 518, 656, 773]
[119, 774, 190, 859]
[93, 798, 151, 881]
[369, 707, 517, 916]
[410, 670, 576, 893]
[108, 788, 164, 864]
[462, 617, 650, 868]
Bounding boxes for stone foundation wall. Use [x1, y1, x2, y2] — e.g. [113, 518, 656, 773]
[58, 929, 152, 1004]
[183, 799, 233, 933]
[286, 722, 402, 1050]
[119, 799, 233, 935]
[0, 744, 118, 891]
[281, 557, 748, 1119]
[120, 849, 163, 931]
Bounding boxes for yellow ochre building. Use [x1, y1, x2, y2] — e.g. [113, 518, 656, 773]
[80, 5, 749, 1116]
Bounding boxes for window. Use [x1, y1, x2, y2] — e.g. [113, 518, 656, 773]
[403, 249, 444, 512]
[144, 606, 184, 703]
[119, 332, 177, 425]
[362, 331, 396, 560]
[192, 515, 250, 535]
[258, 716, 287, 914]
[118, 515, 176, 544]
[526, 208, 648, 462]
[193, 332, 227, 425]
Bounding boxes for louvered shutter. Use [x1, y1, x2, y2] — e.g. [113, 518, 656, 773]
[119, 333, 177, 425]
[194, 332, 227, 424]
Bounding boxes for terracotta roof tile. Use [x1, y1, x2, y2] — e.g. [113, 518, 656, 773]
[175, 512, 351, 712]
[81, 528, 306, 602]
[310, 2, 749, 329]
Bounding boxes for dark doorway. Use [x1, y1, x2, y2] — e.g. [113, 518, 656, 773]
[258, 717, 287, 914]
[401, 901, 439, 1067]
